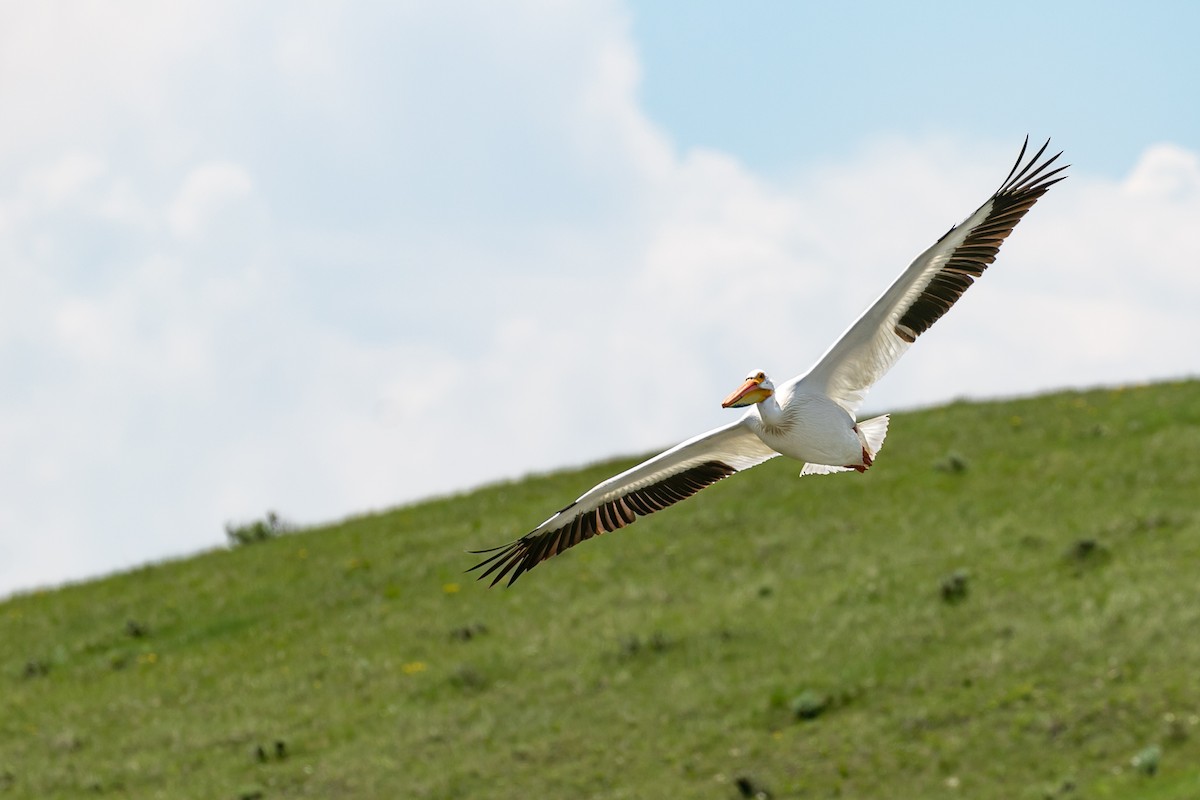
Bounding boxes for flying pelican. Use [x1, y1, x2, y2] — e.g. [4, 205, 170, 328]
[470, 137, 1067, 586]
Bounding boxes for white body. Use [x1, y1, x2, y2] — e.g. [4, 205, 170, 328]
[746, 386, 862, 466]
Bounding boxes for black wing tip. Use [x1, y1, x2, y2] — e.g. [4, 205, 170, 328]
[465, 543, 510, 556]
[467, 524, 558, 587]
[465, 539, 525, 584]
[999, 136, 1069, 196]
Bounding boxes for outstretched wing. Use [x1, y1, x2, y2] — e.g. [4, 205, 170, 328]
[792, 137, 1068, 415]
[468, 420, 779, 586]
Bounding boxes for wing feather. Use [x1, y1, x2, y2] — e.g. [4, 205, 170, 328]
[792, 137, 1067, 414]
[468, 420, 779, 586]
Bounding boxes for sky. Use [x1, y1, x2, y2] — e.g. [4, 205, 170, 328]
[2, 1, 1198, 598]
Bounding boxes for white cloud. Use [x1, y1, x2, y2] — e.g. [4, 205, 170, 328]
[1126, 143, 1200, 201]
[168, 162, 255, 240]
[0, 2, 1196, 598]
[25, 152, 109, 207]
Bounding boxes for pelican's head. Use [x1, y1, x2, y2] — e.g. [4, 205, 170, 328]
[721, 370, 775, 408]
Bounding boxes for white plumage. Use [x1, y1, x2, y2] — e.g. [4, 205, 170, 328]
[471, 138, 1067, 586]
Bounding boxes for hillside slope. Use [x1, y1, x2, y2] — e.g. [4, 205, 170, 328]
[2, 381, 1199, 799]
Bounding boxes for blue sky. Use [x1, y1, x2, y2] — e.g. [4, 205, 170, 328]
[1, 1, 1197, 598]
[630, 2, 1199, 179]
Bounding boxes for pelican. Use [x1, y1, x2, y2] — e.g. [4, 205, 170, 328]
[470, 137, 1067, 586]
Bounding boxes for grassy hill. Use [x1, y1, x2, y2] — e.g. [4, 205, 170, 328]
[2, 380, 1199, 800]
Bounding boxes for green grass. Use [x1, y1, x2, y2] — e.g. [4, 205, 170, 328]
[3, 380, 1200, 799]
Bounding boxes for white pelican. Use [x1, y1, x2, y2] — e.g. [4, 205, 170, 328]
[470, 138, 1067, 586]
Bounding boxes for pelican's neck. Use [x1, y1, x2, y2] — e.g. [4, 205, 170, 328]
[754, 392, 787, 428]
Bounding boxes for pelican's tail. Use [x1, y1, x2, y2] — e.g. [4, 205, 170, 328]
[799, 414, 891, 476]
[858, 414, 890, 458]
